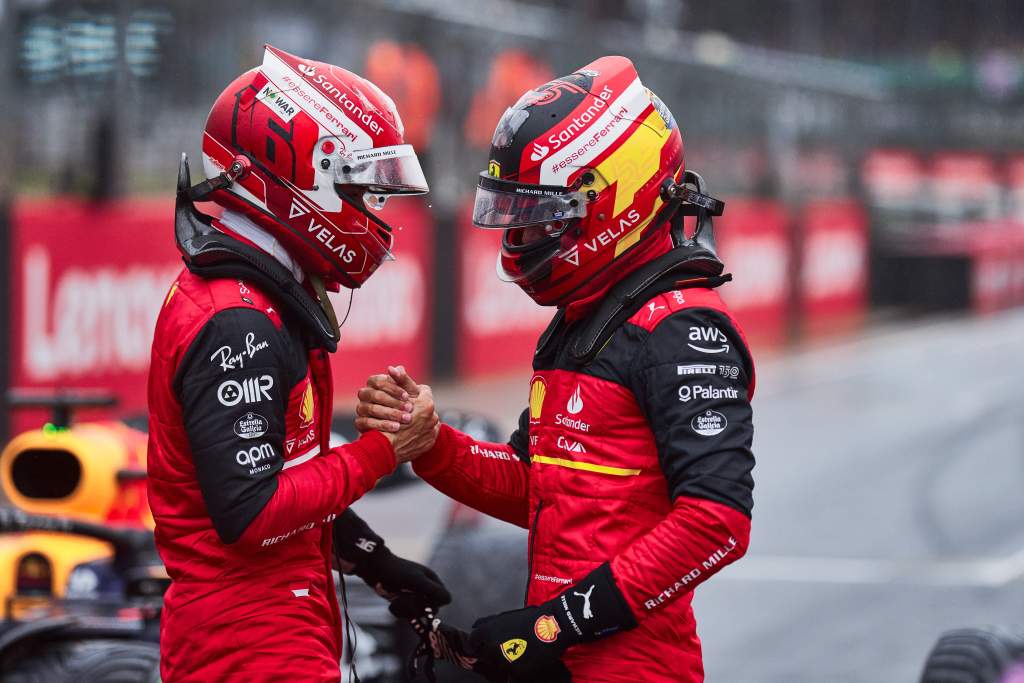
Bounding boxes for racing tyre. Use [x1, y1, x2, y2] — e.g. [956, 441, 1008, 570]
[1, 639, 160, 683]
[920, 627, 1024, 683]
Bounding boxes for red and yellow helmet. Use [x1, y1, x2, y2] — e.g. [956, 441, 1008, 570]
[201, 45, 428, 289]
[472, 56, 684, 306]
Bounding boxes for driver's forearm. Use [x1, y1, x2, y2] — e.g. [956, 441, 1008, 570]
[413, 423, 531, 528]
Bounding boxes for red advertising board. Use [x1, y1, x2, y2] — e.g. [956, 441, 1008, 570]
[799, 199, 869, 338]
[8, 197, 433, 434]
[456, 201, 552, 378]
[714, 199, 791, 349]
[10, 198, 182, 433]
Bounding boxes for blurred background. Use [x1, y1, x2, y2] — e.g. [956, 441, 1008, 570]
[1, 1, 1023, 681]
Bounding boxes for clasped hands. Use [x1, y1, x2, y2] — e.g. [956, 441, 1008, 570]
[355, 365, 438, 463]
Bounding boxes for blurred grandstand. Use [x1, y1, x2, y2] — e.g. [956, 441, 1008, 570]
[0, 0, 1021, 430]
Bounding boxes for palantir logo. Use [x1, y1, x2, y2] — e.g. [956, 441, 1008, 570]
[530, 141, 550, 162]
[566, 385, 584, 415]
[297, 63, 316, 76]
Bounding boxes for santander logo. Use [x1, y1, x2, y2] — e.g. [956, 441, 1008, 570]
[530, 141, 550, 162]
[297, 63, 316, 76]
[566, 385, 584, 415]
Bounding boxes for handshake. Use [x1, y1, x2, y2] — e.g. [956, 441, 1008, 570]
[355, 365, 440, 464]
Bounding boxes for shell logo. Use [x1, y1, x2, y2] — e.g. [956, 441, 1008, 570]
[529, 376, 546, 422]
[534, 614, 560, 643]
[299, 381, 315, 428]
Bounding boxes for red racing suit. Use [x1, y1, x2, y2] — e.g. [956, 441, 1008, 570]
[147, 267, 396, 682]
[414, 252, 755, 682]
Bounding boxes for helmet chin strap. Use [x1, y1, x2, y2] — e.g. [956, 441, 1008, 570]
[663, 170, 724, 255]
[187, 155, 252, 202]
[309, 274, 341, 340]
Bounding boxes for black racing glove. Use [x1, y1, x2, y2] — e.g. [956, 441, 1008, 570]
[464, 563, 638, 681]
[332, 509, 451, 616]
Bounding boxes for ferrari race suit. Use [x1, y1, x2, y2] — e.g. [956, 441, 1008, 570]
[413, 247, 756, 682]
[147, 251, 396, 680]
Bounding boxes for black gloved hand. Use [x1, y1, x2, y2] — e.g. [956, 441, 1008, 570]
[333, 509, 451, 615]
[466, 563, 637, 681]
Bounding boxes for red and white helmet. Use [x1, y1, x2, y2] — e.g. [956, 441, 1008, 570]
[472, 56, 685, 306]
[201, 45, 428, 289]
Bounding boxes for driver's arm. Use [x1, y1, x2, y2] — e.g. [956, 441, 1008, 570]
[175, 308, 395, 551]
[410, 409, 532, 528]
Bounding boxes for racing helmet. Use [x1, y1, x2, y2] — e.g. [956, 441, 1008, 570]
[472, 56, 687, 306]
[200, 45, 428, 289]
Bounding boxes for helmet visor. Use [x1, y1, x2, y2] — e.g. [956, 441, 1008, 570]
[334, 144, 429, 195]
[472, 173, 587, 229]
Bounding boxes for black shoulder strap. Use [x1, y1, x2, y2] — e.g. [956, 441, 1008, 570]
[566, 246, 730, 365]
[174, 154, 339, 352]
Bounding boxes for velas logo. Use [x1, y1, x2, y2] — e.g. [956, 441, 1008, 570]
[529, 376, 547, 423]
[566, 385, 583, 415]
[297, 63, 316, 76]
[534, 615, 560, 643]
[530, 141, 550, 162]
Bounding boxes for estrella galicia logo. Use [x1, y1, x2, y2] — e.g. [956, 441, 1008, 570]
[234, 412, 269, 440]
[691, 409, 727, 436]
[218, 375, 274, 407]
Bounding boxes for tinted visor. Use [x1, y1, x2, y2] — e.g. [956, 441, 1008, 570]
[334, 144, 428, 195]
[472, 173, 587, 229]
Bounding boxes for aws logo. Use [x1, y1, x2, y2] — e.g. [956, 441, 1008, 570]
[299, 381, 315, 428]
[529, 376, 547, 423]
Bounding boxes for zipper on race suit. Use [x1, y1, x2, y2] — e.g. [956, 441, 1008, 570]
[524, 501, 543, 606]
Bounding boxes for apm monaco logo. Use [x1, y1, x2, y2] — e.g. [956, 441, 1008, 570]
[530, 141, 550, 162]
[692, 410, 728, 437]
[297, 63, 316, 76]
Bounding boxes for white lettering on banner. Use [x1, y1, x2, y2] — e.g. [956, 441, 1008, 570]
[327, 258, 424, 345]
[718, 236, 788, 309]
[463, 245, 551, 336]
[22, 247, 180, 381]
[643, 537, 739, 610]
[802, 229, 866, 298]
